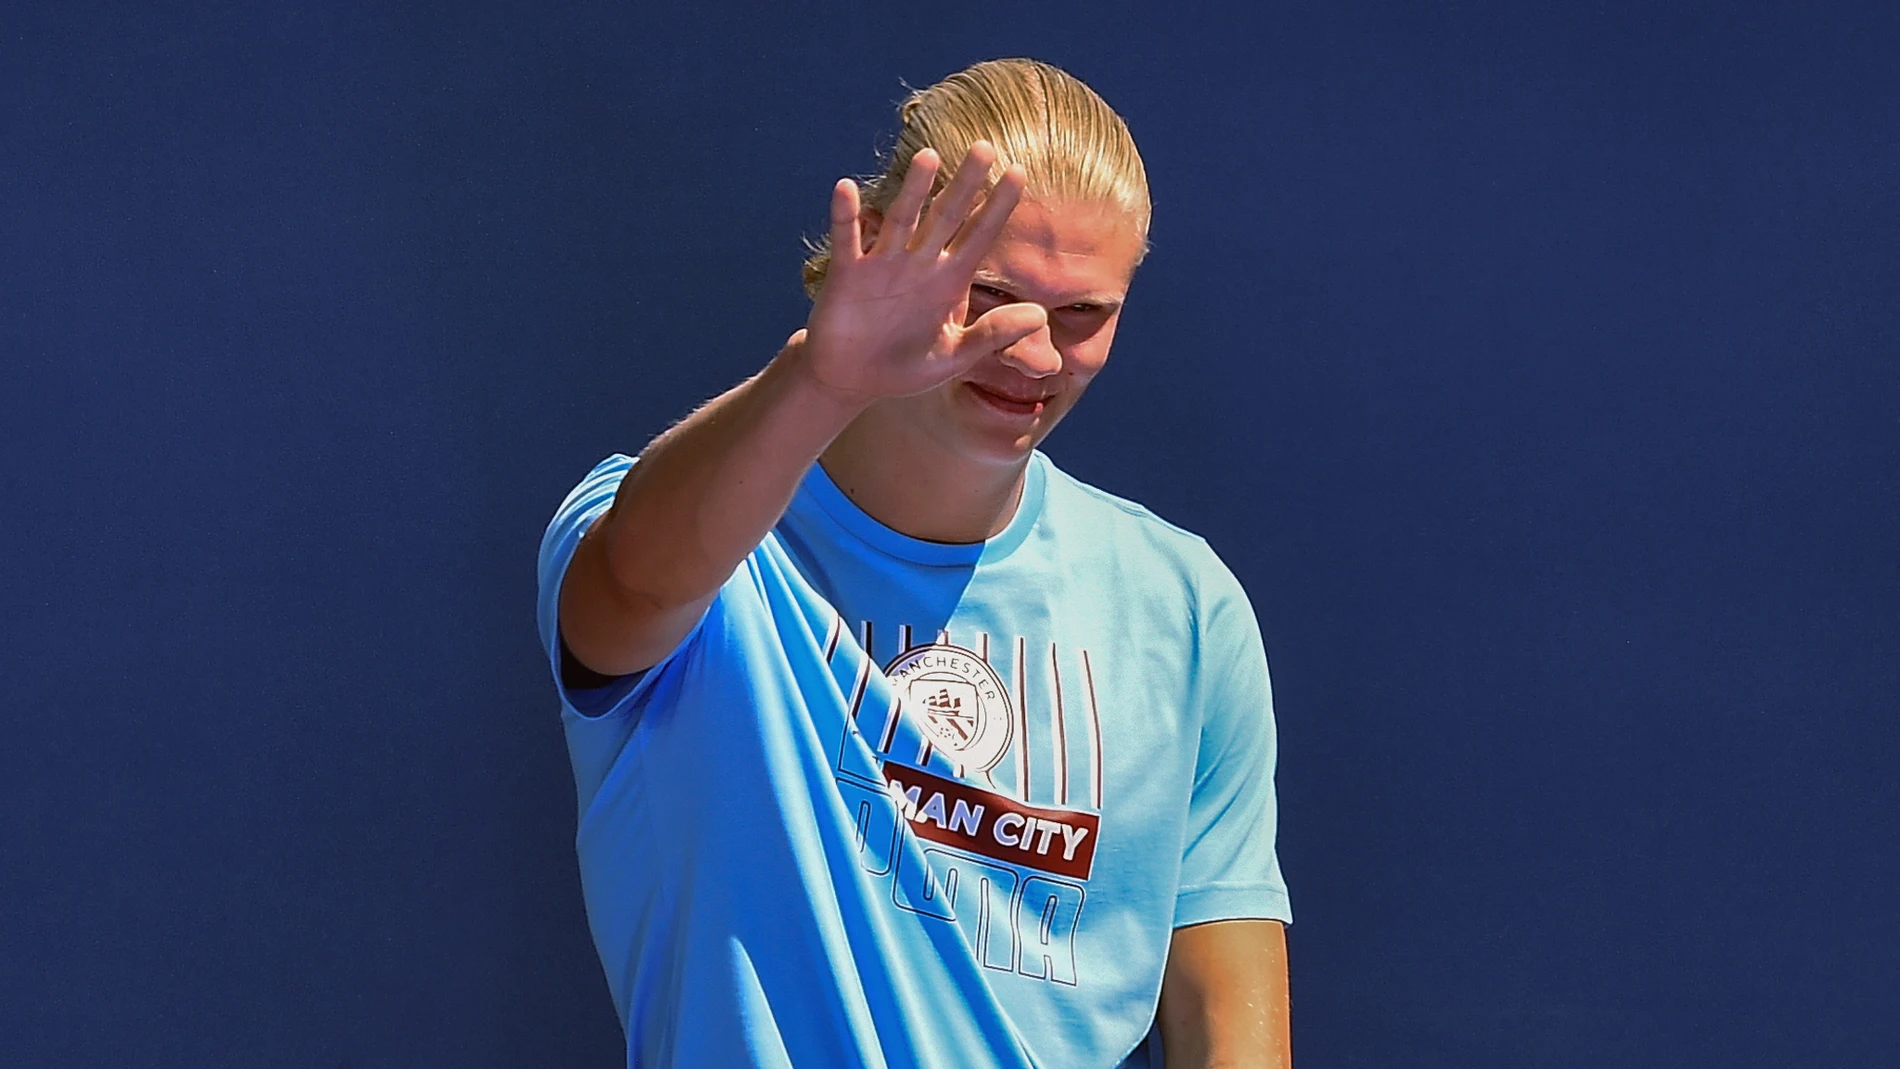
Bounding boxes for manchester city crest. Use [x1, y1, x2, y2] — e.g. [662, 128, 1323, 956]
[883, 643, 1014, 773]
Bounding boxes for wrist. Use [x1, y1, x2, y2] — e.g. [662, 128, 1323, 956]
[765, 332, 876, 423]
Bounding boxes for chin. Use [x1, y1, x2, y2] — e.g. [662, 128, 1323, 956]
[953, 418, 1055, 467]
[948, 387, 1070, 460]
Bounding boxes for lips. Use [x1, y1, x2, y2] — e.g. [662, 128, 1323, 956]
[965, 381, 1053, 416]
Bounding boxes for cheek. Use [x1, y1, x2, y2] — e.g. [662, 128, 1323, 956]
[1046, 354, 1106, 418]
[1058, 322, 1118, 384]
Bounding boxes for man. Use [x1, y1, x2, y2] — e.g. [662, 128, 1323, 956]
[538, 58, 1291, 1067]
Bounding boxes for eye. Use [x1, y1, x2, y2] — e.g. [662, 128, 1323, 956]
[972, 284, 1010, 300]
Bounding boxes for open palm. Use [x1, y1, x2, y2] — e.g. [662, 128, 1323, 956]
[801, 141, 1049, 406]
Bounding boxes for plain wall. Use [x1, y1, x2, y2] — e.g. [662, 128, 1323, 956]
[3, 2, 1895, 1066]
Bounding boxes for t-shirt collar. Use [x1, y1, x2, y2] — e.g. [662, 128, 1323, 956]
[795, 452, 1046, 566]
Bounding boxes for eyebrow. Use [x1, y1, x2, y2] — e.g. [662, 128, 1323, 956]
[972, 272, 1125, 310]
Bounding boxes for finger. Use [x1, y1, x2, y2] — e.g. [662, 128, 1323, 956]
[828, 179, 863, 269]
[783, 328, 808, 351]
[874, 149, 939, 254]
[919, 141, 1000, 253]
[958, 300, 1048, 357]
[946, 164, 1027, 268]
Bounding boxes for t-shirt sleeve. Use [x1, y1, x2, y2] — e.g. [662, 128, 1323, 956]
[539, 455, 731, 814]
[535, 454, 704, 722]
[1172, 549, 1293, 928]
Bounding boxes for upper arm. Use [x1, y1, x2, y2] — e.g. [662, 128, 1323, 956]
[558, 506, 718, 678]
[535, 456, 710, 718]
[1157, 919, 1291, 1069]
[551, 355, 852, 679]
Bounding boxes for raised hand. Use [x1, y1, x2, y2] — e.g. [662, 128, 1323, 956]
[798, 141, 1049, 407]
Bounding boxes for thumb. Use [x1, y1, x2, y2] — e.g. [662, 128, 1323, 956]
[959, 301, 1048, 357]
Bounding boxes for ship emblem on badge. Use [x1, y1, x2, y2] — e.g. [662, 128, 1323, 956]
[883, 643, 1014, 772]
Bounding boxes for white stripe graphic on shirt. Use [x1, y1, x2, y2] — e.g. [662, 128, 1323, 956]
[1082, 649, 1103, 810]
[910, 624, 935, 770]
[845, 641, 871, 723]
[873, 692, 902, 754]
[944, 629, 964, 778]
[1015, 636, 1030, 801]
[822, 613, 843, 664]
[1051, 643, 1069, 806]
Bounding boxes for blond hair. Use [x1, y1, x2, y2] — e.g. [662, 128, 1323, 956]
[802, 58, 1150, 297]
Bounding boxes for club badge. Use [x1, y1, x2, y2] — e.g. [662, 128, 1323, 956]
[884, 643, 1014, 773]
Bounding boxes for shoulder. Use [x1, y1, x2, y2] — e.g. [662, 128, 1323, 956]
[551, 453, 635, 521]
[538, 454, 634, 566]
[535, 452, 635, 631]
[1038, 453, 1205, 546]
[1035, 452, 1243, 601]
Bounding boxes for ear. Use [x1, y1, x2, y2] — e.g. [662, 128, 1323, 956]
[859, 208, 882, 254]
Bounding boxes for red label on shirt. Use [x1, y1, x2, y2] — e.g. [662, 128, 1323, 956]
[881, 763, 1100, 880]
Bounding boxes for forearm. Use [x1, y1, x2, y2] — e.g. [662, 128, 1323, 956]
[561, 335, 861, 674]
[606, 336, 858, 599]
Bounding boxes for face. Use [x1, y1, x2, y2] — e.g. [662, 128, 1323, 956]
[869, 196, 1147, 468]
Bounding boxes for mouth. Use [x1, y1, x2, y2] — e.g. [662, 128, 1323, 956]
[964, 381, 1052, 418]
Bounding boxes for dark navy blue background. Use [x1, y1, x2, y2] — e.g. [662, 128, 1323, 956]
[4, 2, 1894, 1066]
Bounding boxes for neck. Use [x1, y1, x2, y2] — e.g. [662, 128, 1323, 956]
[819, 413, 1029, 545]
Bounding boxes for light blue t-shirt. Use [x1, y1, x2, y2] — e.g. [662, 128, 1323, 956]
[537, 451, 1289, 1068]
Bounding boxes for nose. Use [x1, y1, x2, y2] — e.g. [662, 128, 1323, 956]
[998, 316, 1061, 379]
